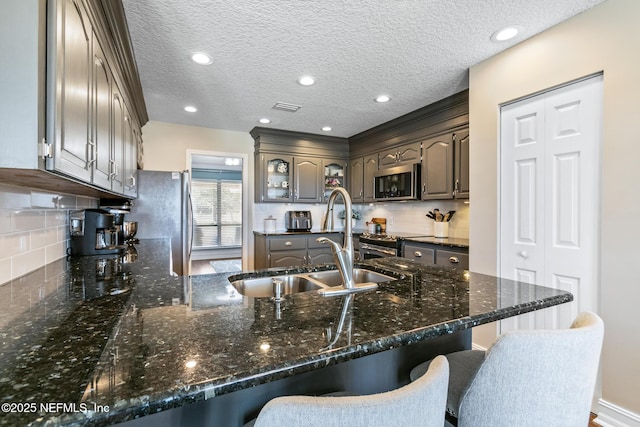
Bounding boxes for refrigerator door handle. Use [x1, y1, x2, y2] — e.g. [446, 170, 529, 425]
[188, 190, 194, 257]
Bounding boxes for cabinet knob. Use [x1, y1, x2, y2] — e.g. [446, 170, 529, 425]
[519, 251, 528, 259]
[414, 251, 422, 257]
[448, 256, 459, 264]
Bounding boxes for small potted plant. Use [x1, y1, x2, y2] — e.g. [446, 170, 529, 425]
[338, 210, 361, 228]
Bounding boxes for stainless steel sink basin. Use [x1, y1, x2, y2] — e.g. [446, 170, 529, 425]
[231, 275, 323, 298]
[230, 268, 397, 298]
[307, 268, 396, 287]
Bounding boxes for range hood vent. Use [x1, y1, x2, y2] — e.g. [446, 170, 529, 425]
[272, 102, 302, 112]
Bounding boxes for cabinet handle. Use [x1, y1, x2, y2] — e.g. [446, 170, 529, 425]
[448, 256, 460, 264]
[294, 189, 298, 200]
[130, 175, 136, 188]
[455, 179, 460, 192]
[422, 183, 426, 194]
[285, 241, 292, 246]
[87, 140, 96, 169]
[359, 190, 363, 197]
[414, 251, 422, 257]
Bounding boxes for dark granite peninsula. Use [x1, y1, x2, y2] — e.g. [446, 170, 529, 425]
[0, 239, 572, 426]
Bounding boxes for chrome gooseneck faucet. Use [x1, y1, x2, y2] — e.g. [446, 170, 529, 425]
[317, 188, 377, 296]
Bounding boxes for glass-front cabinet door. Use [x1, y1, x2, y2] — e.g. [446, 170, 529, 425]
[323, 159, 347, 201]
[261, 154, 293, 202]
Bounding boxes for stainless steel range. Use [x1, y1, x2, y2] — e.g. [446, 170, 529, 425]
[359, 232, 431, 259]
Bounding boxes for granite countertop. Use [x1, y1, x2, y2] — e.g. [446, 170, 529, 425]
[402, 236, 470, 248]
[0, 239, 571, 426]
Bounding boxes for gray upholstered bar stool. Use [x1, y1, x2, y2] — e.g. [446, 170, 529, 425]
[250, 355, 449, 427]
[410, 312, 604, 427]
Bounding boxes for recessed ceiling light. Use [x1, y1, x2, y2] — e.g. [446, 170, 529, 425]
[298, 76, 315, 86]
[322, 126, 332, 132]
[491, 26, 521, 42]
[259, 118, 271, 124]
[375, 95, 391, 103]
[190, 52, 212, 65]
[184, 106, 197, 113]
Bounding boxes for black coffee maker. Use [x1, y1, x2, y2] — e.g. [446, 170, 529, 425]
[69, 209, 125, 256]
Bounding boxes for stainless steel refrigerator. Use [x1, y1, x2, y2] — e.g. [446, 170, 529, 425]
[127, 170, 192, 276]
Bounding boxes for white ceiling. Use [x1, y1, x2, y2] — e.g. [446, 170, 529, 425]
[122, 0, 605, 138]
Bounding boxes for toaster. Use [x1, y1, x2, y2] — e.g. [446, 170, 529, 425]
[285, 211, 312, 231]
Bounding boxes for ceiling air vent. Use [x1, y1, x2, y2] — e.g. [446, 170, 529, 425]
[272, 102, 302, 112]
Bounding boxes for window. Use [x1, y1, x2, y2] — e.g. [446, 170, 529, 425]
[191, 176, 242, 248]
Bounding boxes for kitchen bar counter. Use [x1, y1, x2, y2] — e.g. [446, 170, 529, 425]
[0, 239, 571, 426]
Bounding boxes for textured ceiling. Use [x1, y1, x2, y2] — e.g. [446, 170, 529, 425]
[122, 0, 605, 138]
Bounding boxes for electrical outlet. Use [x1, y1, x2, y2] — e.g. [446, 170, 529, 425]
[389, 216, 394, 225]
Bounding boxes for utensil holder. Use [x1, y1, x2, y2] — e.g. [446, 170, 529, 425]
[264, 217, 276, 233]
[434, 221, 449, 238]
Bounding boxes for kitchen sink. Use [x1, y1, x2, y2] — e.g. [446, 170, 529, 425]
[230, 275, 323, 298]
[230, 268, 398, 298]
[307, 268, 396, 287]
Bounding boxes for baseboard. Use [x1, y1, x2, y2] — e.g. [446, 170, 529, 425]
[471, 342, 487, 351]
[594, 399, 640, 427]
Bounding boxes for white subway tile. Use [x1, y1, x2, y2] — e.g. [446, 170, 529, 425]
[58, 196, 78, 209]
[31, 228, 58, 249]
[45, 210, 68, 228]
[45, 241, 66, 263]
[11, 248, 45, 279]
[0, 210, 10, 234]
[56, 225, 69, 242]
[0, 185, 31, 209]
[0, 258, 11, 285]
[12, 211, 46, 232]
[0, 232, 30, 259]
[31, 191, 62, 209]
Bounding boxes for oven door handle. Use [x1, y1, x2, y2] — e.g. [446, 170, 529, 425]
[360, 243, 398, 256]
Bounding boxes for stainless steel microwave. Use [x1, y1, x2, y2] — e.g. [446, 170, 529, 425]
[373, 163, 421, 201]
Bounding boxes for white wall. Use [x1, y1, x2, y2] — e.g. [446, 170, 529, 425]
[140, 121, 256, 267]
[469, 0, 640, 422]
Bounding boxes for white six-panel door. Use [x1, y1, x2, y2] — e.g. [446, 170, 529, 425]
[500, 75, 602, 332]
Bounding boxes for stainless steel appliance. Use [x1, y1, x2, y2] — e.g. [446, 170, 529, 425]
[69, 209, 125, 256]
[126, 170, 193, 276]
[374, 164, 421, 201]
[359, 231, 431, 259]
[100, 200, 133, 245]
[285, 210, 312, 231]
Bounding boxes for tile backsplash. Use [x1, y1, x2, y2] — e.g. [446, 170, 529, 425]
[0, 183, 98, 285]
[253, 200, 470, 238]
